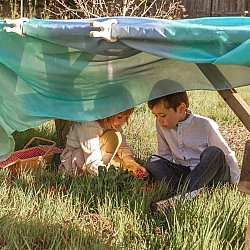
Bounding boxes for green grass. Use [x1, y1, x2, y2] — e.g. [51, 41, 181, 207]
[188, 87, 250, 126]
[0, 168, 249, 249]
[1, 87, 250, 249]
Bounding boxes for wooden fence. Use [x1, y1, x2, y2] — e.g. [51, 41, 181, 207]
[181, 0, 249, 18]
[0, 0, 250, 19]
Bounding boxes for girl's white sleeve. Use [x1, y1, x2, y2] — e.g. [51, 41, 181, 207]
[77, 122, 105, 176]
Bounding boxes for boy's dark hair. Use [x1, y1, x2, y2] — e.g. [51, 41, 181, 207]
[147, 92, 189, 111]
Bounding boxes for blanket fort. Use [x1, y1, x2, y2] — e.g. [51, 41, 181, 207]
[1, 16, 250, 161]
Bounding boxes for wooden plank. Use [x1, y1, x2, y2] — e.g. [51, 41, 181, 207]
[181, 0, 212, 17]
[217, 88, 250, 131]
[196, 63, 250, 132]
[244, 215, 250, 250]
[180, 0, 247, 18]
[211, 0, 246, 16]
[197, 63, 250, 249]
[54, 119, 74, 148]
[238, 140, 250, 194]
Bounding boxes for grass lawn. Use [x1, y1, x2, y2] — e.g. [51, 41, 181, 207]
[0, 87, 250, 249]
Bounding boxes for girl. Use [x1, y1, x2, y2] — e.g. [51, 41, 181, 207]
[59, 108, 147, 176]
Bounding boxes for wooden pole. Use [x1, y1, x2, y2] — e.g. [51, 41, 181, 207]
[196, 63, 250, 249]
[244, 216, 250, 250]
[238, 141, 250, 250]
[196, 63, 250, 132]
[238, 140, 250, 194]
[54, 120, 74, 148]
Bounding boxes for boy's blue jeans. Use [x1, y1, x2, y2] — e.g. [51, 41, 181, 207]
[145, 146, 231, 193]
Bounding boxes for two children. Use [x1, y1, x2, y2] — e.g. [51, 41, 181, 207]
[59, 89, 240, 214]
[59, 108, 147, 176]
[146, 91, 240, 213]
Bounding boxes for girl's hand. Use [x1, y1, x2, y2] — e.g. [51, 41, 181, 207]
[121, 157, 148, 178]
[134, 165, 148, 179]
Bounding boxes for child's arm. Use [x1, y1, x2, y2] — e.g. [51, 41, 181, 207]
[122, 155, 148, 177]
[156, 123, 173, 160]
[116, 129, 148, 176]
[207, 120, 240, 184]
[77, 122, 106, 176]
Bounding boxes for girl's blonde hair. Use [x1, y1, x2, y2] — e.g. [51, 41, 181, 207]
[98, 107, 134, 130]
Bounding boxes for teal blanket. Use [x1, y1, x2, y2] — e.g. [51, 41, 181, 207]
[1, 16, 250, 160]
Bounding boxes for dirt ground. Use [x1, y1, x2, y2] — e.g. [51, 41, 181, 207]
[219, 124, 250, 166]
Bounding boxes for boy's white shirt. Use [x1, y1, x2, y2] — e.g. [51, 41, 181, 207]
[156, 110, 240, 184]
[66, 121, 133, 175]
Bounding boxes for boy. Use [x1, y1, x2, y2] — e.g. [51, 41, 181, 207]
[146, 91, 240, 213]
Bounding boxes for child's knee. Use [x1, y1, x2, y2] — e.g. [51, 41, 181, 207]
[146, 155, 161, 165]
[201, 146, 224, 159]
[100, 129, 122, 153]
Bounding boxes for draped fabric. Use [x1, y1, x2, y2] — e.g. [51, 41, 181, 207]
[1, 16, 250, 160]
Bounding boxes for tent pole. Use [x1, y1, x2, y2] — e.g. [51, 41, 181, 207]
[196, 63, 250, 132]
[196, 63, 250, 249]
